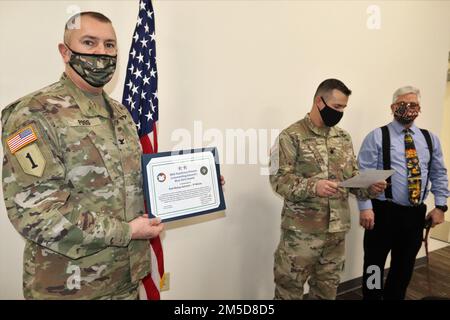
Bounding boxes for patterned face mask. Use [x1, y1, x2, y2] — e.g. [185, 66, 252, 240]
[66, 44, 117, 88]
[392, 101, 421, 125]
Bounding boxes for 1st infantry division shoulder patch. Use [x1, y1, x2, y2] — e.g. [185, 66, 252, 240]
[7, 125, 46, 177]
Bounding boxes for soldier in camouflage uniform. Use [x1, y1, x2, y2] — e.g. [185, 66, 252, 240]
[1, 12, 164, 299]
[269, 79, 386, 300]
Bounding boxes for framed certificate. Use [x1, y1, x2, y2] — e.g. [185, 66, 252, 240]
[142, 147, 226, 222]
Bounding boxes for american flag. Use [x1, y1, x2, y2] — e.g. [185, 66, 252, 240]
[7, 125, 37, 154]
[122, 0, 164, 300]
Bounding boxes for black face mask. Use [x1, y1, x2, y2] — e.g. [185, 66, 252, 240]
[318, 97, 343, 127]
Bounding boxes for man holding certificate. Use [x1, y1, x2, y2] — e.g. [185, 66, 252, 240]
[1, 12, 163, 299]
[269, 79, 386, 300]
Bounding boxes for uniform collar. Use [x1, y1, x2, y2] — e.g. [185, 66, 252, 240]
[304, 113, 339, 137]
[60, 73, 127, 119]
[104, 94, 128, 119]
[390, 119, 419, 135]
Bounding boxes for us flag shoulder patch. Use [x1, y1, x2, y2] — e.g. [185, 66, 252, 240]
[7, 125, 38, 154]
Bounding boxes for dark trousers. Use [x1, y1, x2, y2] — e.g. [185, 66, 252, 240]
[362, 199, 426, 300]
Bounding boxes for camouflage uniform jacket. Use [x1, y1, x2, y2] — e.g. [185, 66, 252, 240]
[1, 73, 151, 299]
[270, 113, 371, 234]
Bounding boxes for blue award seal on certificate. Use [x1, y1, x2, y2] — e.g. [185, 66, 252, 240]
[142, 147, 226, 222]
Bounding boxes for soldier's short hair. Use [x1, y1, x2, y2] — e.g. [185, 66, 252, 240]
[64, 11, 112, 43]
[314, 79, 352, 99]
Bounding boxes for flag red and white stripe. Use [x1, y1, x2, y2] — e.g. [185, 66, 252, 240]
[7, 125, 38, 154]
[122, 0, 164, 300]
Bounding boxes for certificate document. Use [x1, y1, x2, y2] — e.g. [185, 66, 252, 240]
[142, 148, 226, 222]
[338, 169, 395, 188]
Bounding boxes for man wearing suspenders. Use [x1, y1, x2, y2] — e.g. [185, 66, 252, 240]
[357, 86, 449, 300]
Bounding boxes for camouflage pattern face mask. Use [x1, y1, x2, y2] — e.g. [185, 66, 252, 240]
[66, 45, 117, 88]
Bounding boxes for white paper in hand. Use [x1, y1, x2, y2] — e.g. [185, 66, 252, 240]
[338, 169, 395, 188]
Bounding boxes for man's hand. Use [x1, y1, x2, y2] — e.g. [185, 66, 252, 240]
[220, 175, 225, 186]
[360, 209, 375, 230]
[426, 208, 445, 228]
[315, 180, 338, 197]
[369, 180, 387, 196]
[129, 215, 164, 240]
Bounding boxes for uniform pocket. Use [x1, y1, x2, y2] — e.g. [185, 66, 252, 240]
[65, 131, 113, 192]
[297, 140, 323, 177]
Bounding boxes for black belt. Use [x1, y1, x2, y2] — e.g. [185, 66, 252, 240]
[372, 198, 425, 209]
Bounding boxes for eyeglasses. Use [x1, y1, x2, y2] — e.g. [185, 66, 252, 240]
[393, 101, 421, 110]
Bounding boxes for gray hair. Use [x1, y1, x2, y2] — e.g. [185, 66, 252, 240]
[392, 86, 421, 103]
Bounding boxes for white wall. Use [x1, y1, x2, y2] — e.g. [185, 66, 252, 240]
[0, 1, 449, 299]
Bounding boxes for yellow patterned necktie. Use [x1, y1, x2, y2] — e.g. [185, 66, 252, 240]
[404, 129, 422, 205]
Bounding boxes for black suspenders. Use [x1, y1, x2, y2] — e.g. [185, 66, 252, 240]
[381, 126, 393, 199]
[380, 125, 433, 203]
[420, 129, 433, 203]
